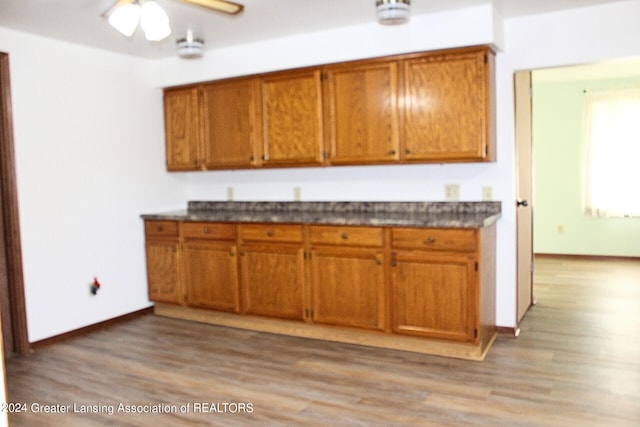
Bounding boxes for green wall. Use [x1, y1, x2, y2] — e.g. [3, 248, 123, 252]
[532, 75, 640, 257]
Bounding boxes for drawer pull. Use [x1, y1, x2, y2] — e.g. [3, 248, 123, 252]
[424, 237, 435, 244]
[203, 227, 210, 234]
[229, 250, 235, 257]
[266, 230, 274, 237]
[341, 232, 348, 240]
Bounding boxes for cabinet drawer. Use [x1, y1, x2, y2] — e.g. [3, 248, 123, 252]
[145, 220, 179, 239]
[392, 228, 477, 252]
[310, 225, 383, 247]
[239, 224, 303, 243]
[181, 222, 236, 240]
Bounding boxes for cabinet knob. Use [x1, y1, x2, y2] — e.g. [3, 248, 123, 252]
[155, 226, 163, 232]
[405, 149, 412, 155]
[388, 149, 396, 155]
[229, 250, 235, 257]
[341, 232, 348, 240]
[249, 155, 255, 161]
[390, 260, 397, 267]
[424, 236, 435, 244]
[266, 230, 274, 237]
[203, 227, 210, 234]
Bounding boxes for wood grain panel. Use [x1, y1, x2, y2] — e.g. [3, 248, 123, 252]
[239, 223, 303, 243]
[240, 244, 305, 320]
[391, 252, 477, 342]
[201, 78, 260, 168]
[261, 70, 324, 165]
[182, 241, 239, 312]
[181, 222, 236, 240]
[164, 86, 201, 170]
[403, 49, 488, 161]
[145, 240, 182, 304]
[309, 225, 383, 247]
[310, 248, 385, 331]
[324, 61, 399, 164]
[392, 227, 477, 252]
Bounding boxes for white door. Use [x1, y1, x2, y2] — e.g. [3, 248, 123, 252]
[515, 71, 534, 324]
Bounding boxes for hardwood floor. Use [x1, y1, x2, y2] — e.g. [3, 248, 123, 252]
[5, 256, 640, 426]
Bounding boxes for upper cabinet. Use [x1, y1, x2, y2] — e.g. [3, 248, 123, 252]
[164, 86, 202, 171]
[162, 45, 495, 171]
[201, 77, 261, 169]
[323, 59, 400, 164]
[401, 48, 494, 162]
[260, 69, 325, 166]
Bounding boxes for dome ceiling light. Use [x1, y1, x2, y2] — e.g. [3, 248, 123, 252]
[376, 0, 411, 25]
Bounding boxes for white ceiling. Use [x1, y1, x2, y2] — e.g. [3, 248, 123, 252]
[0, 0, 631, 59]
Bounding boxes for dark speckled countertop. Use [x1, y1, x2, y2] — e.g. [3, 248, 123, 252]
[141, 201, 501, 228]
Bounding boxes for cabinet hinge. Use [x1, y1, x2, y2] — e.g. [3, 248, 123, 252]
[474, 262, 479, 272]
[474, 328, 478, 338]
[484, 53, 488, 64]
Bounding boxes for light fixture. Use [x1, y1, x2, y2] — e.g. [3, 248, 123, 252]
[105, 0, 171, 41]
[177, 30, 204, 59]
[376, 0, 411, 25]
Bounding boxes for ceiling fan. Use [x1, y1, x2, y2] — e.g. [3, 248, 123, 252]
[104, 0, 244, 41]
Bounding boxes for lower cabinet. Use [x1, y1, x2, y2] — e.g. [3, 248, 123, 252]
[391, 251, 477, 342]
[239, 243, 306, 320]
[145, 221, 182, 304]
[144, 220, 496, 359]
[181, 223, 240, 312]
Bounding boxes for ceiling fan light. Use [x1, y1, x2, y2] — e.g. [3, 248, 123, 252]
[140, 1, 171, 41]
[107, 1, 141, 37]
[376, 0, 411, 25]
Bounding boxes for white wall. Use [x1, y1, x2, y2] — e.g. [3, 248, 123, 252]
[0, 28, 186, 342]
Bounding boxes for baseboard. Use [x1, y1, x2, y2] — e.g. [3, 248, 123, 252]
[29, 307, 154, 352]
[496, 326, 520, 338]
[535, 253, 640, 262]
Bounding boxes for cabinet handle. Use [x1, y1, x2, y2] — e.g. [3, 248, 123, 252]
[341, 232, 348, 240]
[390, 260, 397, 267]
[424, 236, 435, 244]
[266, 230, 274, 237]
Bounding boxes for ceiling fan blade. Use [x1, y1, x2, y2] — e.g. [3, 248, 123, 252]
[178, 0, 244, 15]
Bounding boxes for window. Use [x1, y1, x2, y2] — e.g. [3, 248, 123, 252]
[583, 88, 640, 217]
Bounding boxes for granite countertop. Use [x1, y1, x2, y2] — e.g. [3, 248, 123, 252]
[141, 201, 501, 228]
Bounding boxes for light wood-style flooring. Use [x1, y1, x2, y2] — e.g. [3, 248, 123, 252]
[5, 256, 640, 426]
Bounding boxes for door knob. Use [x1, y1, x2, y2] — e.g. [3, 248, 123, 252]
[517, 199, 529, 207]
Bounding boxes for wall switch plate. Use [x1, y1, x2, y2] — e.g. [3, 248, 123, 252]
[293, 186, 301, 201]
[482, 187, 493, 201]
[226, 187, 234, 201]
[445, 184, 460, 201]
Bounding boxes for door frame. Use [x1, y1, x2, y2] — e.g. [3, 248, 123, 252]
[0, 52, 30, 355]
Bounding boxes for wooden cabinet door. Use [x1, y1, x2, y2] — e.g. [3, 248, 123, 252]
[239, 243, 305, 320]
[182, 241, 240, 312]
[260, 70, 324, 166]
[323, 60, 400, 164]
[164, 87, 202, 171]
[145, 240, 182, 304]
[310, 247, 385, 331]
[402, 48, 490, 161]
[201, 78, 260, 169]
[391, 251, 478, 342]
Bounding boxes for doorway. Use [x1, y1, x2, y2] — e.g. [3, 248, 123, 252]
[0, 52, 30, 356]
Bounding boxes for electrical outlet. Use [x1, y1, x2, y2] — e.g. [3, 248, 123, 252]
[482, 187, 493, 201]
[293, 186, 301, 201]
[445, 184, 460, 201]
[226, 187, 234, 201]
